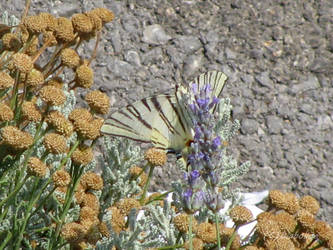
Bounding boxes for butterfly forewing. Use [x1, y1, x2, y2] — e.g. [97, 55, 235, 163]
[101, 94, 191, 151]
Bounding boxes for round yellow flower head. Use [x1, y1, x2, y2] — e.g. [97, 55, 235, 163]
[39, 85, 66, 106]
[75, 63, 94, 88]
[0, 71, 14, 89]
[69, 108, 93, 123]
[1, 126, 33, 150]
[39, 12, 57, 32]
[52, 169, 71, 187]
[27, 157, 48, 178]
[116, 198, 141, 216]
[43, 133, 68, 154]
[46, 110, 73, 137]
[22, 15, 47, 34]
[71, 13, 94, 34]
[173, 213, 197, 233]
[0, 103, 14, 122]
[26, 68, 44, 87]
[196, 222, 217, 244]
[21, 101, 42, 122]
[229, 205, 253, 225]
[2, 33, 21, 51]
[144, 148, 167, 166]
[61, 222, 86, 243]
[299, 195, 320, 215]
[54, 17, 75, 43]
[81, 192, 100, 213]
[60, 48, 81, 69]
[11, 53, 33, 73]
[90, 8, 115, 24]
[80, 172, 103, 190]
[71, 145, 94, 165]
[85, 90, 110, 114]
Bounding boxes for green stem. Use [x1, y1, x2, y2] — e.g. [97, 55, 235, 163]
[139, 164, 154, 204]
[225, 226, 238, 250]
[188, 214, 193, 250]
[0, 175, 29, 208]
[0, 231, 12, 250]
[48, 140, 83, 249]
[215, 212, 221, 250]
[14, 177, 41, 250]
[145, 190, 173, 205]
[28, 186, 56, 220]
[156, 244, 184, 250]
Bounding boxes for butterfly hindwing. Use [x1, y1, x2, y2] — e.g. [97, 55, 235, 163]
[194, 71, 227, 99]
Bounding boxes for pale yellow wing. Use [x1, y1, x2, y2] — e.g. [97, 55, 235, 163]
[101, 94, 191, 152]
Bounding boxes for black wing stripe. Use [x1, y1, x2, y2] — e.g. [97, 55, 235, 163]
[106, 131, 151, 143]
[175, 86, 192, 133]
[126, 103, 153, 130]
[141, 98, 152, 112]
[151, 96, 181, 136]
[106, 116, 142, 135]
[166, 95, 187, 134]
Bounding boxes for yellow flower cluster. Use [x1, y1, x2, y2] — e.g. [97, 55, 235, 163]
[250, 190, 333, 249]
[0, 5, 116, 250]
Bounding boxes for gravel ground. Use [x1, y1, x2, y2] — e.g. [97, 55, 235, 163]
[2, 0, 333, 225]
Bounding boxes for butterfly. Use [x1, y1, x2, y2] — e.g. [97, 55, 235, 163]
[101, 71, 227, 159]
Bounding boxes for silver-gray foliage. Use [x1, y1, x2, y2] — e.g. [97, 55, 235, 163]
[99, 137, 143, 210]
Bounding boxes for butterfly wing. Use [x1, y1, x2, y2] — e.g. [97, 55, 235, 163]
[101, 94, 191, 152]
[193, 71, 227, 97]
[101, 71, 228, 156]
[175, 71, 228, 125]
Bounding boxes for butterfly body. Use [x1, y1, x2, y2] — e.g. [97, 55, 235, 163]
[101, 71, 228, 159]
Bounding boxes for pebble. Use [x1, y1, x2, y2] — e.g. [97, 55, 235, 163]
[142, 24, 171, 45]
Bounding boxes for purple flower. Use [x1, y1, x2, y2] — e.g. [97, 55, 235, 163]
[185, 170, 201, 187]
[212, 136, 221, 149]
[189, 103, 196, 112]
[191, 83, 198, 94]
[196, 98, 209, 109]
[209, 97, 220, 109]
[198, 152, 205, 160]
[190, 170, 200, 180]
[183, 189, 192, 201]
[194, 126, 202, 140]
[192, 191, 205, 210]
[204, 191, 224, 212]
[203, 84, 212, 93]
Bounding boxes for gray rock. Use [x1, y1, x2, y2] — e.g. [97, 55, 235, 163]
[240, 118, 258, 135]
[255, 71, 274, 88]
[124, 50, 141, 66]
[108, 59, 134, 80]
[290, 74, 320, 95]
[50, 2, 80, 16]
[317, 115, 333, 130]
[310, 57, 333, 73]
[109, 30, 122, 54]
[121, 14, 140, 34]
[183, 54, 203, 77]
[142, 24, 171, 45]
[266, 116, 283, 134]
[174, 36, 202, 54]
[225, 47, 237, 59]
[142, 47, 164, 65]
